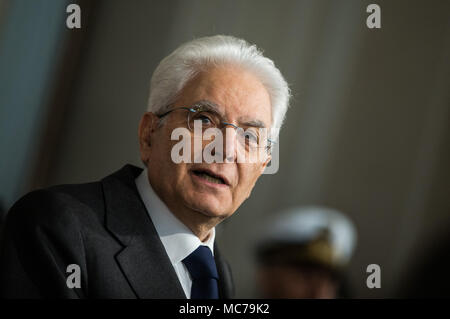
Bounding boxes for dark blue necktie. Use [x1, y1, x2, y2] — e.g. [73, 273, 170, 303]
[182, 245, 219, 299]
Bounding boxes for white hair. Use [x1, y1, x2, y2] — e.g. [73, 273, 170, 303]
[147, 35, 291, 140]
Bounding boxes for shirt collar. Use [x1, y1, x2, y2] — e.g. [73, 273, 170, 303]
[135, 168, 215, 264]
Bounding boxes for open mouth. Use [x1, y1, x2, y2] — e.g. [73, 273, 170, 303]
[191, 169, 228, 186]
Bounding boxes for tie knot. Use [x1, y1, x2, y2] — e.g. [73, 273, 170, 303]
[182, 245, 219, 280]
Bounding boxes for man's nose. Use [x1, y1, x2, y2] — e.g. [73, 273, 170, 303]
[223, 127, 238, 163]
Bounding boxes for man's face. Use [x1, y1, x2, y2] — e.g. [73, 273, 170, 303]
[139, 65, 272, 225]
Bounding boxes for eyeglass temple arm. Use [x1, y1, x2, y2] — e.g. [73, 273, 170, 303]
[157, 106, 196, 118]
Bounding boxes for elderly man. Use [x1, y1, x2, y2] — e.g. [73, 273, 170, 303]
[0, 35, 290, 298]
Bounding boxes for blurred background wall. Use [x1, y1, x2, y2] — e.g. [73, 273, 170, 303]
[0, 0, 449, 298]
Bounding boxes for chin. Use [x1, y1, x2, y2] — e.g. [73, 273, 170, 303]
[197, 202, 229, 217]
[188, 197, 231, 219]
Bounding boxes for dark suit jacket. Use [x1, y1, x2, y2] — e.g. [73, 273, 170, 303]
[0, 164, 234, 298]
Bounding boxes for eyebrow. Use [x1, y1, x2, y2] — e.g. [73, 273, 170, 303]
[239, 119, 267, 128]
[193, 100, 225, 117]
[193, 99, 268, 128]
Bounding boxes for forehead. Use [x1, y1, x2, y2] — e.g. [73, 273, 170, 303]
[176, 65, 272, 127]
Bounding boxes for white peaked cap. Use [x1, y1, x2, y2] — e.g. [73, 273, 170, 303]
[261, 206, 357, 266]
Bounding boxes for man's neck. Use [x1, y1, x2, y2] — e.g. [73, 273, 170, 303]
[164, 202, 219, 242]
[146, 171, 219, 242]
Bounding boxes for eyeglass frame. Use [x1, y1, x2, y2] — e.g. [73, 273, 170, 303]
[156, 103, 276, 154]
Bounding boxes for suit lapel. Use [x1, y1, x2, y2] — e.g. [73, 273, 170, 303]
[214, 242, 235, 299]
[102, 165, 186, 299]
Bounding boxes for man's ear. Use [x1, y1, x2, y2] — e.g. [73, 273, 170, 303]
[138, 112, 159, 164]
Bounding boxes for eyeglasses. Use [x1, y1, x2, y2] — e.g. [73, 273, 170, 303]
[157, 103, 275, 155]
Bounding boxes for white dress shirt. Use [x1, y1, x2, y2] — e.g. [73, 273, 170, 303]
[135, 169, 215, 298]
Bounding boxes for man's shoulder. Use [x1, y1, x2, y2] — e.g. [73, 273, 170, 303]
[6, 181, 105, 231]
[5, 164, 143, 231]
